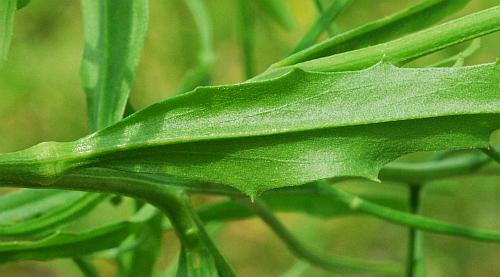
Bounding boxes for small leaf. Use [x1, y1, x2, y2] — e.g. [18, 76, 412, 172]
[0, 222, 134, 263]
[277, 0, 471, 67]
[0, 205, 157, 263]
[0, 190, 106, 237]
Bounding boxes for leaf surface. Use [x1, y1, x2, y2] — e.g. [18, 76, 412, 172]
[0, 63, 498, 197]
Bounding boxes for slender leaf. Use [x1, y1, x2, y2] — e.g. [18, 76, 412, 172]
[257, 6, 500, 80]
[291, 0, 351, 54]
[276, 0, 471, 67]
[0, 62, 499, 197]
[254, 0, 294, 30]
[0, 190, 106, 237]
[80, 0, 149, 131]
[0, 0, 16, 62]
[0, 204, 157, 263]
[0, 222, 134, 263]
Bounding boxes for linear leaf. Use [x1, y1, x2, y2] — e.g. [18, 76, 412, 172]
[0, 191, 106, 237]
[256, 6, 500, 80]
[277, 0, 470, 67]
[0, 63, 498, 197]
[0, 0, 16, 62]
[0, 222, 134, 263]
[16, 0, 31, 10]
[80, 0, 149, 131]
[0, 205, 157, 263]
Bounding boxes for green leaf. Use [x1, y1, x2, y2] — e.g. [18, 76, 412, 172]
[0, 0, 16, 62]
[0, 62, 498, 197]
[257, 5, 499, 80]
[290, 0, 352, 54]
[277, 0, 470, 67]
[80, 0, 149, 131]
[0, 204, 157, 263]
[237, 0, 255, 79]
[254, 0, 294, 30]
[0, 222, 134, 263]
[0, 190, 106, 237]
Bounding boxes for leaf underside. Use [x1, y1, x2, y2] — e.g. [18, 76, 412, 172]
[0, 62, 498, 197]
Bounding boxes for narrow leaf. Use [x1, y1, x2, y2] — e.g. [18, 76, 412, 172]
[0, 222, 134, 263]
[80, 0, 149, 131]
[0, 190, 106, 237]
[0, 205, 157, 263]
[0, 63, 498, 197]
[276, 0, 470, 67]
[257, 6, 500, 80]
[0, 0, 16, 62]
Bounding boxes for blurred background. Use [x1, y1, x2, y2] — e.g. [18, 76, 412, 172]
[0, 0, 499, 276]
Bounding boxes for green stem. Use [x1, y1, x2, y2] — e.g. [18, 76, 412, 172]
[240, 197, 402, 275]
[315, 181, 500, 242]
[406, 184, 425, 277]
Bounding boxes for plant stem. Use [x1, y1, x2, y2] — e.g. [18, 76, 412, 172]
[315, 180, 500, 242]
[240, 197, 402, 274]
[406, 184, 425, 277]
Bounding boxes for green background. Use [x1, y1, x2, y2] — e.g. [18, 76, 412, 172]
[0, 0, 499, 276]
